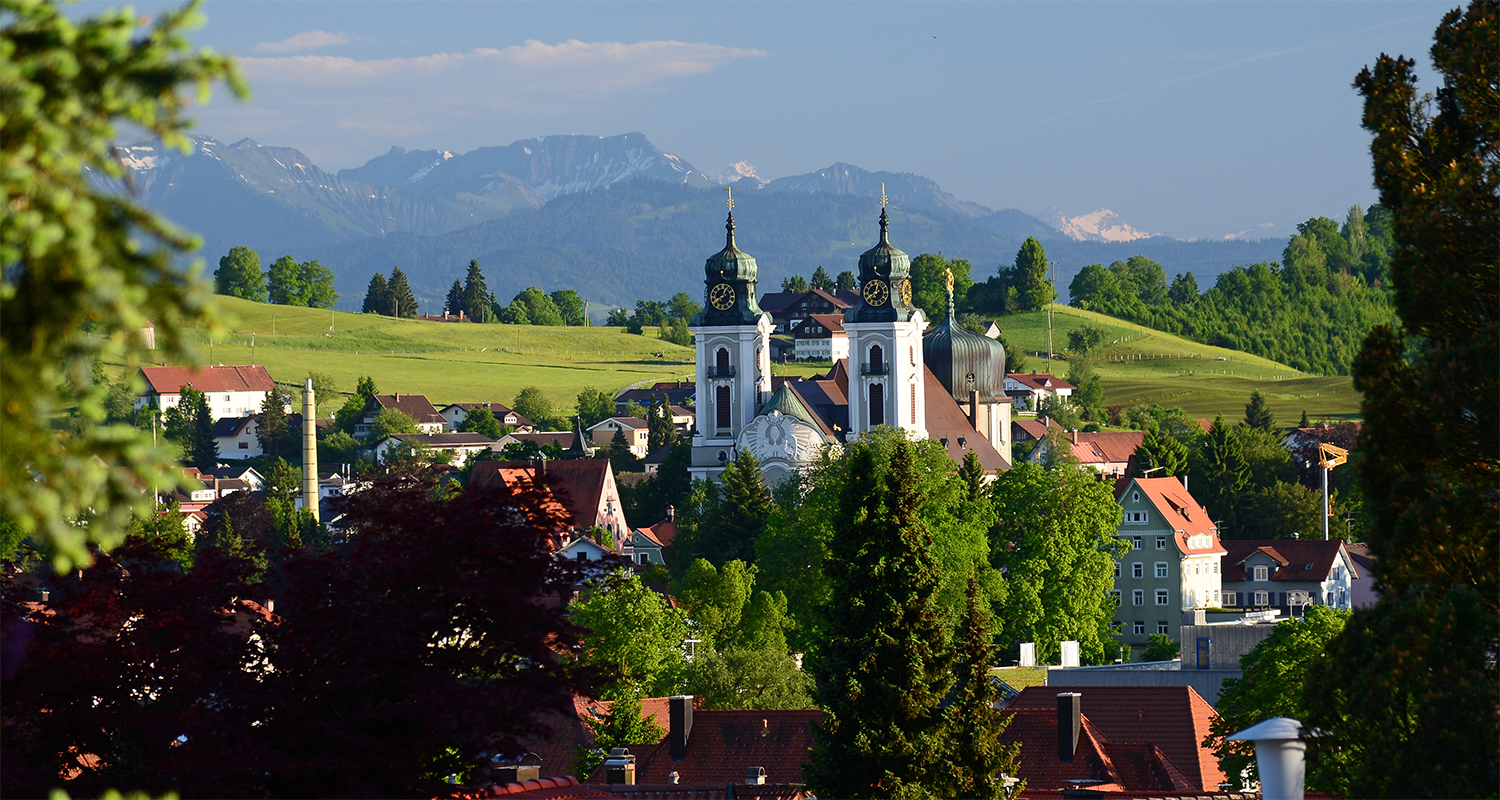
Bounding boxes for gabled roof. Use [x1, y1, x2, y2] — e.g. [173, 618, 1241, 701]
[1222, 539, 1357, 583]
[1012, 417, 1064, 442]
[996, 707, 1199, 793]
[213, 416, 256, 437]
[473, 460, 616, 532]
[924, 365, 1009, 472]
[441, 402, 536, 428]
[1006, 372, 1076, 392]
[139, 365, 275, 394]
[611, 709, 820, 786]
[382, 432, 498, 447]
[1064, 431, 1145, 465]
[757, 291, 802, 314]
[802, 288, 858, 309]
[642, 444, 672, 465]
[1011, 685, 1225, 791]
[504, 432, 578, 449]
[791, 313, 846, 337]
[1125, 477, 1223, 548]
[370, 394, 446, 426]
[467, 463, 573, 537]
[588, 416, 648, 432]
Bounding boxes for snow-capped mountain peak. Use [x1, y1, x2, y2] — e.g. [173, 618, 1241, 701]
[719, 161, 765, 184]
[1044, 208, 1159, 242]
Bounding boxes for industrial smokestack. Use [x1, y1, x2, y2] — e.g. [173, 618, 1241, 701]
[303, 379, 319, 523]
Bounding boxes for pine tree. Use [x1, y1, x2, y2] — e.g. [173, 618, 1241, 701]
[1299, 409, 1311, 429]
[837, 271, 857, 291]
[806, 438, 953, 798]
[959, 449, 986, 502]
[257, 387, 289, 458]
[187, 389, 218, 470]
[388, 267, 418, 318]
[1244, 390, 1276, 431]
[944, 572, 1023, 800]
[1191, 415, 1248, 530]
[444, 279, 464, 317]
[811, 266, 834, 290]
[647, 395, 676, 453]
[1134, 427, 1188, 477]
[702, 451, 772, 565]
[462, 259, 492, 323]
[609, 427, 639, 474]
[1014, 237, 1054, 311]
[362, 272, 391, 315]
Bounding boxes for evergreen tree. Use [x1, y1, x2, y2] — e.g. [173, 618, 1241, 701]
[573, 693, 665, 779]
[780, 275, 809, 293]
[609, 427, 640, 474]
[1133, 427, 1188, 477]
[267, 254, 303, 306]
[646, 395, 676, 453]
[806, 439, 953, 798]
[387, 267, 418, 318]
[1167, 271, 1199, 305]
[187, 389, 218, 470]
[1243, 390, 1276, 431]
[444, 280, 465, 317]
[836, 270, 857, 291]
[1013, 237, 1054, 311]
[1299, 409, 1311, 428]
[215, 246, 265, 301]
[462, 259, 491, 322]
[810, 266, 834, 290]
[1189, 415, 1248, 528]
[257, 387, 289, 458]
[959, 449, 986, 502]
[362, 272, 391, 315]
[944, 572, 1023, 800]
[700, 450, 772, 565]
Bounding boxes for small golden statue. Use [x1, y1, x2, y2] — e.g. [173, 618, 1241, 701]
[944, 267, 954, 293]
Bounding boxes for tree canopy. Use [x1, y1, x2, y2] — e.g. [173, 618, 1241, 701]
[215, 246, 265, 301]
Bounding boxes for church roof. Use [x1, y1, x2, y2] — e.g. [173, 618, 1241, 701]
[923, 365, 1010, 472]
[757, 381, 839, 440]
[923, 289, 1007, 402]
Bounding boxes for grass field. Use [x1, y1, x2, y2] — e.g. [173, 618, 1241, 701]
[994, 305, 1363, 421]
[112, 296, 1362, 420]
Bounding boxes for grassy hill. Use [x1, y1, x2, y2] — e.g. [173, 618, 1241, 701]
[993, 305, 1362, 421]
[117, 296, 1361, 422]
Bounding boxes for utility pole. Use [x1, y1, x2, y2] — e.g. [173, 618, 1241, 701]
[1047, 260, 1058, 373]
[250, 331, 256, 366]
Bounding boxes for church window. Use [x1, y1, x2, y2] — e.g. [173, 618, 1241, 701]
[869, 384, 885, 427]
[715, 347, 731, 375]
[716, 385, 731, 431]
[869, 344, 884, 374]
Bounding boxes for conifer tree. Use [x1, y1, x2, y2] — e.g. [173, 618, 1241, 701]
[388, 267, 418, 318]
[187, 389, 218, 470]
[837, 270, 857, 291]
[959, 449, 986, 502]
[609, 427, 639, 474]
[1013, 237, 1054, 311]
[444, 279, 464, 317]
[1190, 415, 1248, 528]
[462, 259, 492, 322]
[362, 272, 390, 314]
[1133, 427, 1188, 477]
[810, 266, 834, 290]
[944, 572, 1023, 800]
[1243, 390, 1275, 431]
[806, 438, 953, 798]
[1299, 409, 1311, 429]
[702, 451, 772, 565]
[257, 387, 289, 458]
[646, 395, 676, 453]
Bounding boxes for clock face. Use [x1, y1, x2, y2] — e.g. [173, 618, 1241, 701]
[709, 283, 736, 310]
[862, 279, 890, 306]
[899, 279, 912, 306]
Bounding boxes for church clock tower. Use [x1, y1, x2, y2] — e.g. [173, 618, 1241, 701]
[844, 192, 927, 441]
[689, 191, 772, 478]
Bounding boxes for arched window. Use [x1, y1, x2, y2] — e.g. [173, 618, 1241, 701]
[716, 385, 732, 430]
[715, 347, 731, 375]
[869, 383, 885, 427]
[868, 344, 885, 374]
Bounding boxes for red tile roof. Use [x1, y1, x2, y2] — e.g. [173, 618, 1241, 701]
[605, 709, 819, 787]
[1064, 431, 1145, 466]
[791, 313, 846, 338]
[371, 394, 446, 426]
[1013, 417, 1065, 442]
[1126, 478, 1224, 549]
[924, 366, 1009, 472]
[139, 365, 275, 394]
[472, 461, 617, 534]
[1007, 372, 1076, 392]
[1010, 686, 1225, 791]
[1221, 539, 1357, 583]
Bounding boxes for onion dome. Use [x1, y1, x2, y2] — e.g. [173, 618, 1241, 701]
[922, 283, 1007, 402]
[847, 208, 920, 323]
[695, 211, 765, 326]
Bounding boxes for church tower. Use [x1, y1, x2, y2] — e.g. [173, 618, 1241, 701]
[844, 195, 927, 441]
[689, 193, 772, 478]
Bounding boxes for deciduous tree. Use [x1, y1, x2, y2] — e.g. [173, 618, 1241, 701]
[457, 406, 502, 439]
[576, 387, 615, 429]
[266, 254, 302, 306]
[215, 246, 265, 301]
[569, 569, 690, 701]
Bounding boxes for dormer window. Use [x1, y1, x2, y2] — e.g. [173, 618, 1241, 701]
[1253, 565, 1269, 581]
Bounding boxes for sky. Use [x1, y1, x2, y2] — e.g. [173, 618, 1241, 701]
[88, 0, 1451, 241]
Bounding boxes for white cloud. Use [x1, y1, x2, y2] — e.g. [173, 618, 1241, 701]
[253, 31, 356, 54]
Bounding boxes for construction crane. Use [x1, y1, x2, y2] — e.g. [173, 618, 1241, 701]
[1318, 442, 1349, 540]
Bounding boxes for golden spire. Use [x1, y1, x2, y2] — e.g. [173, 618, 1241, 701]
[944, 267, 954, 292]
[879, 182, 887, 209]
[724, 186, 734, 211]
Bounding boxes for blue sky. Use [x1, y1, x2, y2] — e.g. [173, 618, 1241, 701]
[93, 1, 1449, 240]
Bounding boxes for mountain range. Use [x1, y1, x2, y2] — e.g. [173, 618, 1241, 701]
[110, 133, 1288, 312]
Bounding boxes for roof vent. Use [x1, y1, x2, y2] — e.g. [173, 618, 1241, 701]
[603, 748, 636, 785]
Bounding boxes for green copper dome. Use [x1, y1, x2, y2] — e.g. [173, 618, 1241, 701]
[695, 211, 766, 326]
[922, 290, 1007, 402]
[756, 381, 822, 429]
[847, 208, 919, 324]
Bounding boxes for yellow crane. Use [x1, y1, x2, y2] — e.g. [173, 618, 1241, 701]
[1318, 442, 1349, 540]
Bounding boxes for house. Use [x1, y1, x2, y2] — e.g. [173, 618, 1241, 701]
[201, 464, 264, 491]
[214, 415, 263, 458]
[759, 288, 860, 333]
[354, 393, 446, 436]
[1220, 538, 1359, 613]
[641, 445, 672, 474]
[471, 460, 631, 554]
[591, 696, 818, 786]
[631, 507, 678, 567]
[439, 402, 535, 432]
[136, 365, 278, 420]
[790, 313, 849, 362]
[1003, 371, 1075, 412]
[1345, 541, 1380, 607]
[1029, 430, 1145, 478]
[373, 432, 499, 464]
[589, 417, 651, 457]
[1006, 685, 1225, 792]
[1112, 477, 1227, 650]
[1011, 417, 1065, 445]
[665, 405, 695, 432]
[170, 466, 255, 517]
[496, 431, 579, 454]
[614, 381, 696, 415]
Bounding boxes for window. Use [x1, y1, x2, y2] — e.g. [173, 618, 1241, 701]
[1132, 589, 1144, 606]
[1155, 562, 1168, 578]
[715, 385, 731, 430]
[1132, 537, 1142, 550]
[1214, 562, 1219, 574]
[1113, 562, 1120, 578]
[869, 344, 884, 372]
[1132, 563, 1143, 578]
[1155, 589, 1169, 605]
[1157, 621, 1170, 635]
[1124, 511, 1147, 524]
[1253, 565, 1269, 581]
[1109, 590, 1121, 606]
[1156, 537, 1166, 550]
[1224, 592, 1237, 606]
[238, 442, 249, 450]
[716, 347, 731, 372]
[1132, 491, 1140, 502]
[869, 384, 885, 427]
[1133, 621, 1145, 635]
[576, 551, 589, 562]
[1254, 591, 1269, 606]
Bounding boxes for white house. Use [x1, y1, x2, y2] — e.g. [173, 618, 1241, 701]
[137, 365, 279, 420]
[1220, 538, 1360, 613]
[439, 402, 536, 432]
[355, 394, 447, 437]
[1004, 371, 1075, 412]
[214, 416, 263, 459]
[791, 313, 850, 362]
[373, 432, 499, 464]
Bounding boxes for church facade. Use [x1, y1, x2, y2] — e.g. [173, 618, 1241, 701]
[688, 205, 1013, 484]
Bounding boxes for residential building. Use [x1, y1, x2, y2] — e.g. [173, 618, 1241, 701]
[1004, 371, 1075, 412]
[994, 700, 1206, 793]
[1220, 538, 1359, 613]
[591, 696, 818, 786]
[373, 432, 499, 464]
[1029, 430, 1145, 478]
[589, 417, 651, 457]
[439, 402, 535, 432]
[1113, 477, 1227, 649]
[214, 415, 263, 458]
[1345, 541, 1380, 607]
[631, 507, 678, 567]
[354, 393, 446, 436]
[614, 381, 696, 414]
[759, 288, 859, 332]
[790, 313, 849, 362]
[136, 365, 277, 420]
[641, 444, 672, 474]
[496, 431, 578, 454]
[1006, 685, 1226, 792]
[471, 460, 630, 553]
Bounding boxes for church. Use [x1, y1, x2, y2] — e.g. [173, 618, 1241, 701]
[687, 199, 1014, 485]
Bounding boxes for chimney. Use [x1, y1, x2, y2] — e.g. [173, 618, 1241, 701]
[1228, 718, 1305, 800]
[1181, 474, 1188, 492]
[669, 695, 694, 760]
[1058, 692, 1082, 763]
[969, 387, 979, 430]
[603, 748, 636, 785]
[745, 766, 767, 785]
[667, 504, 676, 521]
[302, 379, 319, 523]
[1069, 430, 1078, 444]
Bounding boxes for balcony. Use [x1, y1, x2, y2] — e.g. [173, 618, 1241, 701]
[705, 366, 736, 378]
[860, 362, 889, 376]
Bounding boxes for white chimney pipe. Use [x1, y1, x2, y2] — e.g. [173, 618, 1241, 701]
[303, 379, 319, 523]
[1228, 717, 1305, 800]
